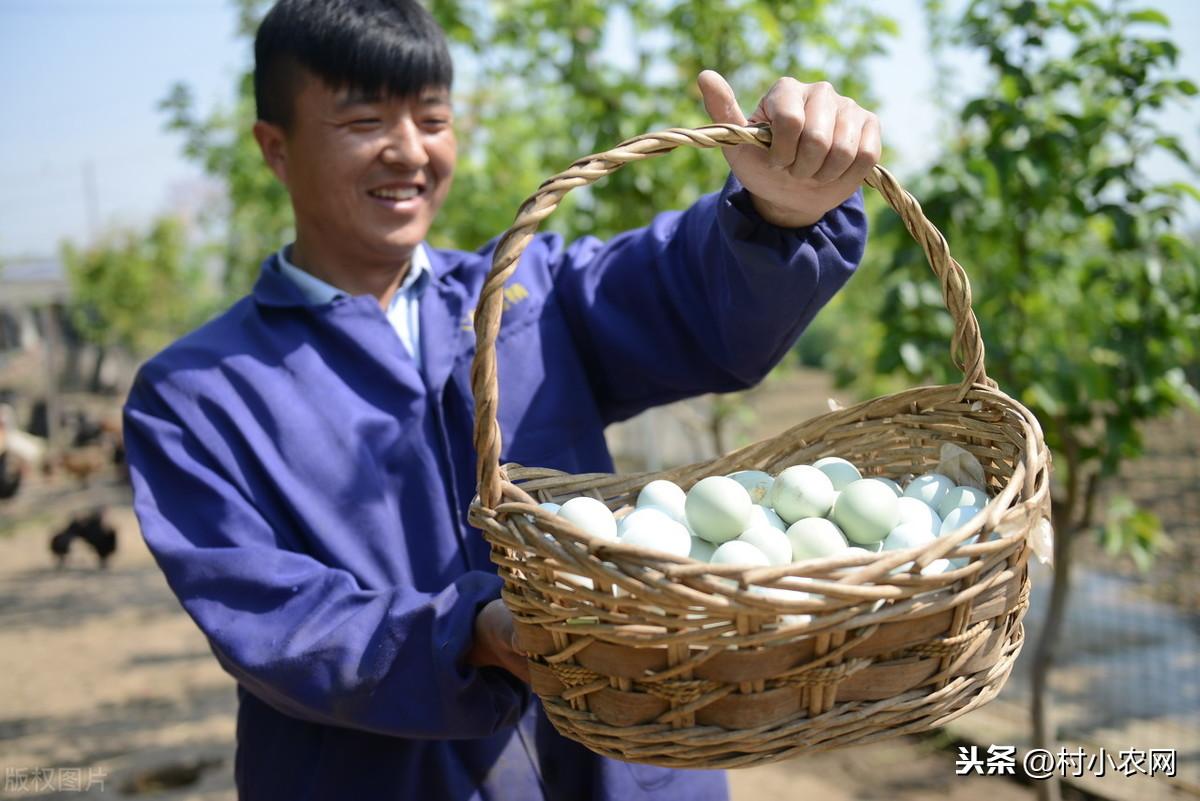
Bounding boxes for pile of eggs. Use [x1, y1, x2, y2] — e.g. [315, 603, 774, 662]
[538, 457, 992, 577]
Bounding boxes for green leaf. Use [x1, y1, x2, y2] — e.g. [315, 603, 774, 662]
[1126, 9, 1170, 26]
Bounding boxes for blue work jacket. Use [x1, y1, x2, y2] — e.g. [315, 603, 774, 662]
[123, 177, 867, 801]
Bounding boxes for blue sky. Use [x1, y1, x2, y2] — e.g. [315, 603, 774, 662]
[0, 0, 1196, 260]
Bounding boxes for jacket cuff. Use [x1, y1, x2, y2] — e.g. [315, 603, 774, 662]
[717, 172, 867, 264]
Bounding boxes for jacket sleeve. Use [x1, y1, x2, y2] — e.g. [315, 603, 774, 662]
[548, 174, 867, 423]
[123, 376, 528, 740]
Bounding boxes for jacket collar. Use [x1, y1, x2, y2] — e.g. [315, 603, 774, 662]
[252, 244, 456, 309]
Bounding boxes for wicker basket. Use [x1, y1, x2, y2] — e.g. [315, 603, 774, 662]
[467, 123, 1051, 769]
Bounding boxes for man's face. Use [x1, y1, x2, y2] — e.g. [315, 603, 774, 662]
[255, 73, 456, 269]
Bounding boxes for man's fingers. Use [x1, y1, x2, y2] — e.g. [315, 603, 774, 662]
[698, 69, 747, 126]
[789, 82, 838, 180]
[810, 106, 862, 184]
[851, 113, 883, 182]
[758, 78, 807, 169]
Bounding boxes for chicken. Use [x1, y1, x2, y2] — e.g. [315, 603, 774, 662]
[53, 446, 110, 487]
[77, 510, 117, 568]
[48, 510, 117, 569]
[0, 403, 46, 469]
[49, 519, 76, 568]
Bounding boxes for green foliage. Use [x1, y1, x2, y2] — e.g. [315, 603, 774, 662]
[62, 217, 215, 358]
[1101, 495, 1169, 572]
[430, 1, 894, 248]
[162, 0, 896, 294]
[822, 0, 1200, 540]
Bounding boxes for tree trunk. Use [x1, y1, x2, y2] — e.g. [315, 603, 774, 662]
[1030, 428, 1084, 801]
[1031, 513, 1071, 801]
[88, 345, 107, 394]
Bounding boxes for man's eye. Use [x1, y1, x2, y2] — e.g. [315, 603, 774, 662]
[423, 118, 451, 129]
[347, 118, 382, 128]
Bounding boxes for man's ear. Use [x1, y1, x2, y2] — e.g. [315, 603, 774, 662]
[253, 120, 290, 185]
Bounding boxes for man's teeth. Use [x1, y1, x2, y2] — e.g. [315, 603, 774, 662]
[370, 187, 420, 200]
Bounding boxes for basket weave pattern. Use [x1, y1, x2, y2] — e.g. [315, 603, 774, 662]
[467, 124, 1051, 769]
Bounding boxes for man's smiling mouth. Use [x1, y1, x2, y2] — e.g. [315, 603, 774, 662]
[368, 186, 423, 200]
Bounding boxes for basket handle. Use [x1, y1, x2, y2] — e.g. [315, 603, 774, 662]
[471, 122, 992, 509]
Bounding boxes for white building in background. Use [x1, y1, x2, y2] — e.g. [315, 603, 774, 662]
[0, 256, 69, 356]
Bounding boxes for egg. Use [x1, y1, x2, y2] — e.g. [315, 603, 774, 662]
[936, 485, 990, 519]
[689, 536, 717, 562]
[620, 519, 693, 558]
[726, 470, 775, 504]
[897, 496, 942, 534]
[618, 506, 676, 538]
[558, 497, 618, 541]
[710, 540, 771, 567]
[637, 480, 687, 523]
[786, 517, 850, 561]
[685, 476, 753, 544]
[831, 479, 900, 545]
[940, 505, 984, 567]
[904, 472, 956, 509]
[537, 502, 562, 514]
[812, 456, 862, 490]
[769, 465, 835, 524]
[738, 525, 793, 565]
[921, 559, 951, 575]
[883, 522, 937, 552]
[872, 477, 904, 497]
[745, 504, 787, 532]
[940, 504, 984, 536]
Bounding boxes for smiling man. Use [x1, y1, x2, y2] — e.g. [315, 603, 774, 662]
[122, 1, 879, 799]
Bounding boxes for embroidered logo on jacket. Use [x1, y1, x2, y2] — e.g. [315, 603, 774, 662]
[460, 282, 531, 331]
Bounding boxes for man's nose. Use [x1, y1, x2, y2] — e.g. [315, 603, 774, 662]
[380, 117, 428, 167]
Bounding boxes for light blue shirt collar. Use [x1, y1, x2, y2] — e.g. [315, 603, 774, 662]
[274, 244, 432, 369]
[274, 244, 432, 307]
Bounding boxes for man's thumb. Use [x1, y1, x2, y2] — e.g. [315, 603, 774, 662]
[698, 70, 747, 126]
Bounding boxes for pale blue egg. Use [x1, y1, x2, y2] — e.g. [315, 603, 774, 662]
[940, 504, 984, 536]
[897, 497, 942, 534]
[769, 465, 835, 524]
[746, 504, 787, 532]
[686, 476, 754, 544]
[558, 496, 618, 541]
[883, 522, 937, 551]
[738, 525, 793, 565]
[904, 473, 955, 508]
[689, 536, 717, 562]
[618, 506, 676, 537]
[637, 480, 687, 523]
[726, 470, 775, 505]
[936, 485, 990, 519]
[786, 517, 850, 561]
[620, 519, 693, 558]
[710, 540, 771, 567]
[872, 477, 904, 497]
[812, 456, 862, 491]
[831, 479, 900, 545]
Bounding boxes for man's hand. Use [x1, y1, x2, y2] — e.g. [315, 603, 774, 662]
[466, 598, 530, 683]
[698, 70, 881, 229]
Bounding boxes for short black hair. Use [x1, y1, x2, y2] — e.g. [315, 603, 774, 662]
[254, 0, 453, 130]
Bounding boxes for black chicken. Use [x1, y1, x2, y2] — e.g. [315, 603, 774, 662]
[48, 510, 117, 569]
[78, 510, 117, 567]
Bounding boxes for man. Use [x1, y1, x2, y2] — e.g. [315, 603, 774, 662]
[123, 1, 880, 798]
